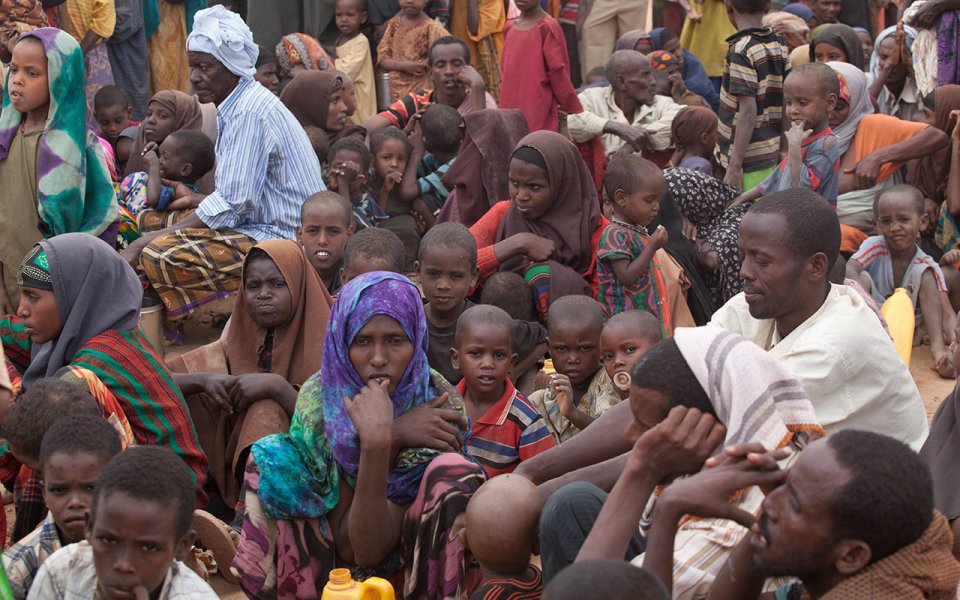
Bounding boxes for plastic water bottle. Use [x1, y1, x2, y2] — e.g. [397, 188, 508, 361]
[321, 569, 395, 600]
[881, 288, 914, 366]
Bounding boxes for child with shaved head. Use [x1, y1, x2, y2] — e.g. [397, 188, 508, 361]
[529, 296, 621, 443]
[467, 474, 544, 600]
[453, 305, 555, 476]
[600, 310, 663, 401]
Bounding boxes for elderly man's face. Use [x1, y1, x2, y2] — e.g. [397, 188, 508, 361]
[188, 51, 241, 105]
[737, 212, 809, 322]
[617, 60, 656, 106]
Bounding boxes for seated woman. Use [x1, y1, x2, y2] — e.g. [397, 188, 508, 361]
[0, 233, 207, 537]
[529, 327, 825, 595]
[649, 27, 720, 112]
[469, 131, 608, 321]
[169, 240, 333, 515]
[233, 272, 485, 598]
[280, 70, 366, 147]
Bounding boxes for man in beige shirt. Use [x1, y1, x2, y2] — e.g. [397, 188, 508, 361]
[567, 50, 683, 158]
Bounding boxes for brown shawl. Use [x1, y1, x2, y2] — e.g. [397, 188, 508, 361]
[495, 130, 601, 295]
[806, 512, 960, 600]
[224, 239, 332, 386]
[437, 108, 530, 227]
[123, 90, 203, 177]
[280, 70, 365, 144]
[907, 85, 960, 202]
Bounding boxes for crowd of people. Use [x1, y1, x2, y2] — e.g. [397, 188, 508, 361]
[2, 0, 960, 598]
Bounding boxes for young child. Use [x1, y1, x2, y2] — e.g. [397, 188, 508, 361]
[327, 137, 383, 230]
[400, 103, 464, 228]
[499, 0, 582, 132]
[480, 272, 548, 396]
[3, 414, 122, 600]
[668, 106, 718, 174]
[93, 86, 135, 158]
[28, 446, 218, 598]
[848, 184, 958, 375]
[718, 0, 789, 190]
[596, 155, 672, 334]
[599, 310, 663, 401]
[369, 126, 421, 270]
[416, 223, 479, 384]
[376, 0, 450, 101]
[453, 305, 555, 476]
[340, 227, 408, 285]
[297, 191, 356, 295]
[731, 63, 841, 207]
[466, 475, 543, 600]
[305, 125, 331, 166]
[125, 129, 215, 217]
[334, 0, 377, 123]
[528, 296, 616, 444]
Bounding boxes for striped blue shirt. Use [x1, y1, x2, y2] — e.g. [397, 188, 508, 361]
[195, 79, 325, 241]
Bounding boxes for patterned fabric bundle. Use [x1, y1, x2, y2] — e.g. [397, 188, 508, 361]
[0, 28, 117, 240]
[275, 32, 330, 73]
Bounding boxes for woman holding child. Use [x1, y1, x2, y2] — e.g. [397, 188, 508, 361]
[469, 130, 607, 320]
[234, 272, 485, 599]
[280, 70, 366, 144]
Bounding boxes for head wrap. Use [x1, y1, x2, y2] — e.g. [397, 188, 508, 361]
[186, 5, 258, 78]
[810, 23, 866, 70]
[648, 27, 677, 52]
[826, 61, 874, 154]
[870, 24, 918, 81]
[782, 2, 814, 22]
[437, 109, 530, 227]
[650, 50, 680, 71]
[790, 44, 811, 67]
[279, 70, 344, 132]
[614, 30, 652, 52]
[763, 11, 811, 46]
[907, 85, 960, 201]
[21, 233, 143, 387]
[16, 246, 52, 291]
[250, 272, 470, 519]
[671, 106, 718, 149]
[275, 32, 330, 73]
[496, 131, 601, 300]
[0, 29, 117, 239]
[123, 90, 203, 177]
[222, 240, 333, 387]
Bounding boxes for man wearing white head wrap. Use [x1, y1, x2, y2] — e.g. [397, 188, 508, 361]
[187, 5, 259, 79]
[120, 4, 325, 323]
[868, 24, 923, 122]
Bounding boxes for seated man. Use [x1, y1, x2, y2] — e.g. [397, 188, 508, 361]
[121, 5, 325, 322]
[566, 50, 683, 159]
[640, 430, 960, 598]
[363, 37, 497, 133]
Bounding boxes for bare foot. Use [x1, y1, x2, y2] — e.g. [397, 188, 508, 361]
[935, 352, 956, 379]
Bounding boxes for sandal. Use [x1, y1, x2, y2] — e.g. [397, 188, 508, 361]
[192, 509, 239, 584]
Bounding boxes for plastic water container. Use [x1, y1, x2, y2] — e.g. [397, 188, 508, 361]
[881, 287, 914, 366]
[321, 569, 395, 600]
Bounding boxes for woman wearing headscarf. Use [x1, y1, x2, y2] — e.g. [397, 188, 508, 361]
[123, 90, 202, 176]
[468, 131, 607, 320]
[437, 108, 530, 227]
[280, 70, 365, 144]
[649, 27, 720, 112]
[869, 24, 922, 121]
[0, 28, 117, 314]
[233, 272, 483, 599]
[809, 23, 866, 70]
[0, 234, 208, 531]
[170, 240, 333, 518]
[274, 31, 331, 88]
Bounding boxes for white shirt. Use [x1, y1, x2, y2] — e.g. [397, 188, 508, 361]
[709, 284, 929, 450]
[566, 87, 683, 156]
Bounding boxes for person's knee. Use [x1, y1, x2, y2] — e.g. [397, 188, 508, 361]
[919, 268, 941, 299]
[540, 482, 606, 534]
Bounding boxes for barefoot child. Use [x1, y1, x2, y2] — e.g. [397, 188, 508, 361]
[466, 475, 544, 599]
[848, 184, 958, 375]
[28, 447, 218, 598]
[528, 296, 613, 443]
[377, 0, 450, 101]
[453, 305, 555, 476]
[3, 415, 122, 600]
[416, 223, 479, 384]
[730, 63, 841, 207]
[334, 0, 377, 123]
[596, 155, 672, 333]
[297, 192, 356, 295]
[599, 310, 663, 401]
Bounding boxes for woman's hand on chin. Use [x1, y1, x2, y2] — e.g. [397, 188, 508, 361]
[346, 379, 395, 449]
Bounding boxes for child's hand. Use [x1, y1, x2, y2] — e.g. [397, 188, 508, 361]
[345, 379, 395, 448]
[409, 123, 426, 155]
[548, 373, 576, 417]
[402, 110, 423, 135]
[651, 224, 669, 249]
[383, 170, 403, 192]
[141, 148, 159, 169]
[785, 120, 812, 149]
[941, 249, 960, 266]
